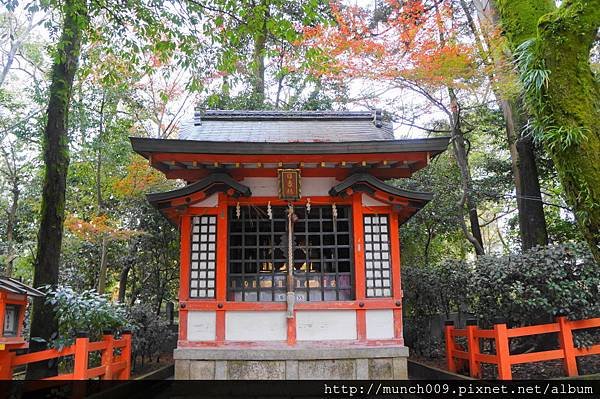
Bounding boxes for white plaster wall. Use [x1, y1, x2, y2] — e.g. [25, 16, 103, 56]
[187, 311, 216, 341]
[302, 177, 339, 196]
[241, 177, 338, 197]
[362, 194, 389, 207]
[225, 311, 287, 341]
[366, 309, 395, 340]
[190, 193, 218, 207]
[296, 310, 357, 341]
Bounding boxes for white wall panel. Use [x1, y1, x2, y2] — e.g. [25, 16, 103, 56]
[187, 311, 216, 341]
[191, 193, 218, 207]
[225, 311, 287, 341]
[302, 177, 338, 196]
[366, 309, 395, 340]
[362, 194, 388, 207]
[296, 310, 357, 340]
[241, 177, 337, 197]
[241, 177, 278, 196]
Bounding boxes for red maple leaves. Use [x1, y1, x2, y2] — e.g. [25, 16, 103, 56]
[301, 0, 475, 87]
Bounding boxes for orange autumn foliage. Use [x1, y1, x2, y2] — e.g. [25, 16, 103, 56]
[301, 0, 475, 87]
[65, 214, 139, 242]
[113, 156, 165, 198]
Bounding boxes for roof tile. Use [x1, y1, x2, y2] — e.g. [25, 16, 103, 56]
[179, 110, 394, 142]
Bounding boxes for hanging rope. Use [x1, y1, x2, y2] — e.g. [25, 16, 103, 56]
[286, 203, 295, 319]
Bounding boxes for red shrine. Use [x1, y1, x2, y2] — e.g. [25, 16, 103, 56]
[131, 110, 448, 380]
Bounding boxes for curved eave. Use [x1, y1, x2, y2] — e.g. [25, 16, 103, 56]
[330, 173, 432, 224]
[148, 173, 251, 205]
[147, 173, 251, 225]
[130, 136, 450, 156]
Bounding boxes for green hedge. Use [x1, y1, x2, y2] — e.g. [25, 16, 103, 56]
[403, 243, 600, 355]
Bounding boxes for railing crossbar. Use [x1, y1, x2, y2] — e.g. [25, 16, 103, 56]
[445, 316, 600, 380]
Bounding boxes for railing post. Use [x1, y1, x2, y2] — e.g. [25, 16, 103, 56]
[493, 319, 512, 380]
[444, 320, 456, 373]
[0, 349, 14, 380]
[121, 330, 132, 380]
[73, 332, 90, 380]
[465, 319, 480, 378]
[101, 329, 114, 380]
[557, 316, 578, 377]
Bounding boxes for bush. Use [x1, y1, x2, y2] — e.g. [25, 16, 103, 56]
[127, 303, 176, 370]
[470, 243, 600, 327]
[402, 259, 471, 356]
[402, 243, 600, 356]
[43, 286, 127, 349]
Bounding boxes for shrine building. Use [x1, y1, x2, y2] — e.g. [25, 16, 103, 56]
[131, 110, 449, 379]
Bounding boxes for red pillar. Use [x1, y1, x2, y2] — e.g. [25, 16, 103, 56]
[493, 321, 512, 380]
[101, 330, 114, 380]
[444, 321, 456, 373]
[389, 212, 403, 342]
[557, 316, 578, 377]
[351, 193, 366, 341]
[465, 319, 480, 378]
[179, 216, 191, 343]
[73, 333, 90, 380]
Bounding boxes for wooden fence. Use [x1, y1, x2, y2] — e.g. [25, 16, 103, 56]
[0, 331, 131, 380]
[445, 316, 600, 380]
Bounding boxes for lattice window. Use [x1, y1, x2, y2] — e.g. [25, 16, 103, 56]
[228, 205, 353, 302]
[364, 214, 392, 297]
[190, 215, 217, 298]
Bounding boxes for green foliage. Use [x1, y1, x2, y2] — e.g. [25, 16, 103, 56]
[42, 285, 127, 348]
[494, 0, 555, 48]
[470, 243, 599, 326]
[506, 0, 600, 262]
[403, 259, 471, 356]
[515, 37, 588, 154]
[127, 303, 176, 369]
[403, 243, 599, 355]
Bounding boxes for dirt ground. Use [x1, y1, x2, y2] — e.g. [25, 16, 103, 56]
[130, 351, 174, 379]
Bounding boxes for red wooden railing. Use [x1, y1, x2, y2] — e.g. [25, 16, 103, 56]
[0, 331, 131, 380]
[445, 316, 600, 380]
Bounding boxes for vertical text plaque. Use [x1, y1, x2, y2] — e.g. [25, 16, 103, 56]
[278, 169, 301, 200]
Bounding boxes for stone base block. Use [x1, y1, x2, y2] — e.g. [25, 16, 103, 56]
[174, 346, 408, 380]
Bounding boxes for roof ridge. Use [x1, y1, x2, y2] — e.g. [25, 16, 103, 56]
[193, 109, 384, 125]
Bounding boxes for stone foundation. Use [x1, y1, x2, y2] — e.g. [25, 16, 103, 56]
[174, 346, 408, 380]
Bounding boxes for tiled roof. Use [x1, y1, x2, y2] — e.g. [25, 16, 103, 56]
[179, 109, 394, 142]
[0, 277, 44, 297]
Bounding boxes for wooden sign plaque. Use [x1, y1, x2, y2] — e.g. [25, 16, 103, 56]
[278, 169, 301, 200]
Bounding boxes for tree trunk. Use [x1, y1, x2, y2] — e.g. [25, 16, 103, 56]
[251, 3, 268, 107]
[471, 0, 549, 250]
[500, 98, 548, 249]
[516, 134, 548, 249]
[1, 143, 23, 277]
[536, 0, 600, 262]
[97, 235, 108, 294]
[95, 92, 107, 295]
[494, 0, 600, 261]
[432, 2, 484, 255]
[448, 88, 485, 255]
[5, 181, 19, 277]
[26, 0, 86, 379]
[4, 181, 19, 277]
[118, 263, 132, 303]
[252, 32, 266, 104]
[129, 268, 138, 307]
